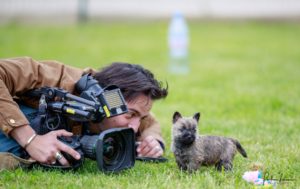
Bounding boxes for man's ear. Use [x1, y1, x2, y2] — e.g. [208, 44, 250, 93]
[193, 112, 201, 123]
[172, 111, 182, 124]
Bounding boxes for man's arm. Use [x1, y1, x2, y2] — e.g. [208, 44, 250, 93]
[0, 56, 84, 136]
[0, 57, 85, 165]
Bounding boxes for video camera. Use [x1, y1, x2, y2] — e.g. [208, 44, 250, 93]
[28, 74, 136, 172]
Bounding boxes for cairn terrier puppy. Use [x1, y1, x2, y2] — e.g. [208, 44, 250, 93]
[171, 111, 247, 172]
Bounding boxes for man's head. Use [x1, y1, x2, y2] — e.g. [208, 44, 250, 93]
[93, 62, 168, 132]
[94, 62, 168, 102]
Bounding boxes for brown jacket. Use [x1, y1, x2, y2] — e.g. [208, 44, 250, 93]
[0, 57, 164, 169]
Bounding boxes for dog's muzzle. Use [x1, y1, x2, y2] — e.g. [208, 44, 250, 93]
[179, 133, 195, 145]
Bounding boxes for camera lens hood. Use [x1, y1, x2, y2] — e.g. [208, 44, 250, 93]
[96, 128, 135, 173]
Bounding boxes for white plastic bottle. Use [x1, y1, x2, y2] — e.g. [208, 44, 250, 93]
[168, 12, 189, 74]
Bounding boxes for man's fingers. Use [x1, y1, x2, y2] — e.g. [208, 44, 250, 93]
[138, 142, 163, 157]
[137, 137, 155, 152]
[137, 141, 147, 152]
[58, 141, 81, 160]
[137, 142, 146, 153]
[137, 135, 164, 158]
[153, 148, 163, 158]
[54, 151, 70, 166]
[138, 145, 151, 156]
[141, 145, 163, 157]
[52, 129, 73, 137]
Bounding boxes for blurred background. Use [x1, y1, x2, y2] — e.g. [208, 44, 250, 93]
[0, 0, 299, 137]
[1, 0, 300, 126]
[1, 0, 300, 23]
[1, 1, 300, 188]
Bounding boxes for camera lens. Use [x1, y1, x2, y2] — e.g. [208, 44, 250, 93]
[103, 134, 125, 166]
[94, 128, 135, 172]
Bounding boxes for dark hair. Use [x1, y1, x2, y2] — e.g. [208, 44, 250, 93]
[94, 62, 168, 102]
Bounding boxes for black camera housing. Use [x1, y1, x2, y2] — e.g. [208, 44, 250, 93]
[24, 74, 133, 172]
[80, 128, 135, 173]
[57, 135, 85, 169]
[96, 128, 135, 172]
[75, 74, 128, 122]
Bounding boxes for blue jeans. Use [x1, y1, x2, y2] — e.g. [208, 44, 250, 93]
[0, 104, 37, 158]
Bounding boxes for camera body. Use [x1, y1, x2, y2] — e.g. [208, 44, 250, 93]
[27, 74, 135, 172]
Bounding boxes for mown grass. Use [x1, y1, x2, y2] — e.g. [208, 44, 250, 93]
[0, 21, 299, 188]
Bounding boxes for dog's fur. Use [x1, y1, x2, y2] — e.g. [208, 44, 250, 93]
[171, 111, 247, 172]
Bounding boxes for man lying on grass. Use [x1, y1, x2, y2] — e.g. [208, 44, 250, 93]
[0, 57, 168, 170]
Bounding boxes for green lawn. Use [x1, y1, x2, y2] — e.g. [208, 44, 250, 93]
[0, 21, 299, 189]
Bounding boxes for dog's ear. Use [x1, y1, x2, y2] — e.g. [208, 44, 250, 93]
[172, 111, 182, 124]
[193, 112, 201, 123]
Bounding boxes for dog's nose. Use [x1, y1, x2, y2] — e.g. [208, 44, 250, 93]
[188, 135, 195, 141]
[183, 132, 193, 138]
[181, 133, 195, 145]
[183, 133, 190, 138]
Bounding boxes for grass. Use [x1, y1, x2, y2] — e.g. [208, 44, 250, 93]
[0, 20, 299, 188]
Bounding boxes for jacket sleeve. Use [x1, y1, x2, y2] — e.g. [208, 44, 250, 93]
[0, 57, 85, 136]
[138, 113, 165, 149]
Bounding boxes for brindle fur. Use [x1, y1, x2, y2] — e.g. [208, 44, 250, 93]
[171, 111, 247, 172]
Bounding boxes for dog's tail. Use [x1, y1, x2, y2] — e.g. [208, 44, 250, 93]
[231, 139, 247, 158]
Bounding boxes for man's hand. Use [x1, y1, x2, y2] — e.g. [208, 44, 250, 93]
[136, 135, 163, 158]
[11, 125, 81, 166]
[26, 130, 81, 166]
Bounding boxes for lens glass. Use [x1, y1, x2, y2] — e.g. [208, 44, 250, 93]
[103, 134, 125, 166]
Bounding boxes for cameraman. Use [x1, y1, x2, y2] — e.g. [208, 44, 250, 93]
[0, 57, 168, 169]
